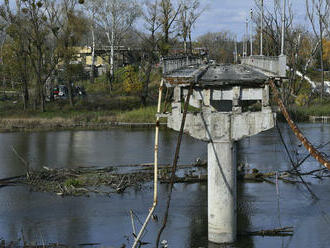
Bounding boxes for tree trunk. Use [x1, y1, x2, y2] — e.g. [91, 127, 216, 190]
[22, 79, 29, 111]
[188, 29, 192, 53]
[40, 88, 45, 112]
[64, 59, 74, 107]
[183, 36, 187, 54]
[319, 18, 324, 101]
[106, 31, 113, 93]
[90, 28, 96, 84]
[67, 79, 74, 107]
[110, 28, 114, 84]
[141, 61, 152, 106]
[37, 45, 45, 112]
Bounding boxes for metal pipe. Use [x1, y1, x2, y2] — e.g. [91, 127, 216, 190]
[131, 79, 164, 248]
[281, 0, 286, 55]
[260, 0, 263, 56]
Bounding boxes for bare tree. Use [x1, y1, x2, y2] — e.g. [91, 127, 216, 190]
[94, 0, 140, 92]
[51, 0, 87, 106]
[178, 0, 204, 53]
[0, 7, 7, 87]
[83, 0, 99, 84]
[253, 0, 294, 56]
[197, 31, 235, 63]
[138, 0, 162, 106]
[306, 0, 329, 100]
[158, 0, 181, 55]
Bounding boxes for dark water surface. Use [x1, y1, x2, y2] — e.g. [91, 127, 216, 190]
[0, 124, 329, 247]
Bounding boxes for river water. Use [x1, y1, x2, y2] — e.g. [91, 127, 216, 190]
[0, 123, 329, 247]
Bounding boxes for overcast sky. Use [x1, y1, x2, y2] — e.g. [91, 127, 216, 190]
[191, 0, 308, 40]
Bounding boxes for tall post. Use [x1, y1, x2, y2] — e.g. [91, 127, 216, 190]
[260, 0, 264, 56]
[208, 141, 237, 244]
[234, 37, 238, 63]
[319, 15, 325, 101]
[281, 0, 286, 55]
[245, 18, 248, 57]
[242, 42, 245, 58]
[250, 9, 253, 56]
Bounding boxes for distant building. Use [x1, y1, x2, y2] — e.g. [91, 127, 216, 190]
[71, 46, 139, 76]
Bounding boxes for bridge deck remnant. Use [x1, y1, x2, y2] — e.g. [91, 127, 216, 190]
[163, 59, 276, 244]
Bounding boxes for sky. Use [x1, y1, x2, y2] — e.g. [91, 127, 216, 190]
[191, 0, 308, 40]
[5, 0, 310, 42]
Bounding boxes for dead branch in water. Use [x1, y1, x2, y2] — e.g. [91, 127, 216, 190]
[241, 226, 294, 237]
[11, 146, 30, 178]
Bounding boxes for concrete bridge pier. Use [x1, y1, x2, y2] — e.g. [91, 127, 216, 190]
[165, 63, 278, 244]
[208, 141, 237, 244]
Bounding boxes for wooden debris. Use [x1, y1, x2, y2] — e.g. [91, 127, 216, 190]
[241, 226, 294, 237]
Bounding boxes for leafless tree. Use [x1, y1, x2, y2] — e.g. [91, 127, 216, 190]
[197, 31, 235, 63]
[83, 0, 99, 84]
[94, 0, 140, 91]
[253, 0, 294, 56]
[178, 0, 204, 53]
[306, 0, 329, 100]
[138, 0, 162, 106]
[158, 0, 181, 55]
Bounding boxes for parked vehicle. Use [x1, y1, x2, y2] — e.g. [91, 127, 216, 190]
[50, 84, 86, 101]
[58, 85, 69, 99]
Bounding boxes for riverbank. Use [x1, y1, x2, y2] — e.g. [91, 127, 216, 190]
[0, 99, 167, 131]
[0, 118, 167, 132]
[1, 97, 330, 131]
[287, 101, 330, 122]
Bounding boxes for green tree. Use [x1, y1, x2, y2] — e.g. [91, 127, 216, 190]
[0, 1, 31, 109]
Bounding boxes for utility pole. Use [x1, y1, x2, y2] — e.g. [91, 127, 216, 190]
[235, 37, 238, 63]
[245, 18, 248, 57]
[242, 42, 244, 58]
[320, 15, 324, 101]
[260, 0, 263, 56]
[281, 0, 286, 55]
[250, 9, 253, 56]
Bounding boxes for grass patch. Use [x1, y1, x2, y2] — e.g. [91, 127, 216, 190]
[288, 100, 330, 121]
[117, 105, 160, 123]
[64, 178, 82, 187]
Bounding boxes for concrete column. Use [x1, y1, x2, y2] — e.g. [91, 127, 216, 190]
[172, 86, 181, 115]
[203, 89, 211, 107]
[262, 84, 270, 110]
[208, 141, 237, 244]
[163, 60, 167, 74]
[232, 86, 242, 113]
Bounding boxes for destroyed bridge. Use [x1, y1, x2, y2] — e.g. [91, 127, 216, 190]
[132, 54, 330, 248]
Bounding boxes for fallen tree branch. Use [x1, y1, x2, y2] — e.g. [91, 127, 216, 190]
[240, 226, 294, 237]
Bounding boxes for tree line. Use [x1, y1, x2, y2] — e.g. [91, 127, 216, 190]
[0, 0, 204, 111]
[0, 0, 329, 112]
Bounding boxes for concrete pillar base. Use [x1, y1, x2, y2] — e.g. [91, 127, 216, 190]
[208, 141, 237, 244]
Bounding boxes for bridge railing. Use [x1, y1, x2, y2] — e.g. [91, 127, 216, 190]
[161, 55, 204, 75]
[241, 55, 287, 78]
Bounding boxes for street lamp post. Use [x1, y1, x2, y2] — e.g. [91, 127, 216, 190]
[245, 18, 248, 57]
[281, 0, 286, 55]
[250, 9, 253, 56]
[260, 0, 263, 56]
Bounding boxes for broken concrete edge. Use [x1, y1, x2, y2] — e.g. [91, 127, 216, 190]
[241, 55, 287, 78]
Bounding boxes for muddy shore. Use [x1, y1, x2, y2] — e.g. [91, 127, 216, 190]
[0, 118, 167, 132]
